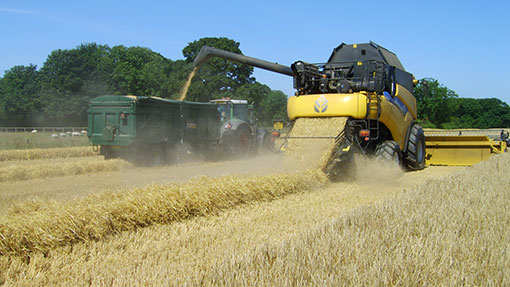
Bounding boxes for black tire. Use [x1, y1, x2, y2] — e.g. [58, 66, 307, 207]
[375, 140, 401, 165]
[405, 124, 426, 170]
[232, 127, 252, 157]
[101, 145, 115, 160]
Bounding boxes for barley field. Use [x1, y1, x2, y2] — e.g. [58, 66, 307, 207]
[0, 159, 129, 183]
[0, 126, 508, 286]
[0, 146, 96, 162]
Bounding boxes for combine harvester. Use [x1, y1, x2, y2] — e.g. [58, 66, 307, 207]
[193, 42, 507, 175]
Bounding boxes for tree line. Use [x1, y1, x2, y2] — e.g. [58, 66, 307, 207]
[0, 37, 509, 128]
[413, 78, 510, 128]
[0, 37, 287, 127]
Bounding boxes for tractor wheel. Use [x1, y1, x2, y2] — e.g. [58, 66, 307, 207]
[233, 128, 252, 157]
[375, 140, 401, 166]
[405, 124, 426, 170]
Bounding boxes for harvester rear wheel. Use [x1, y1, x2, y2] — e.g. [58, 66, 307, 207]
[375, 140, 401, 165]
[405, 124, 426, 170]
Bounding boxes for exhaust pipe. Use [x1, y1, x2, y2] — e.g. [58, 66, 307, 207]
[193, 46, 294, 77]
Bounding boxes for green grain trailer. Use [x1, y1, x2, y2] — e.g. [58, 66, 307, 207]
[87, 95, 220, 164]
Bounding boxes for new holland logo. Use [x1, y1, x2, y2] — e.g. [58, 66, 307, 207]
[314, 95, 328, 113]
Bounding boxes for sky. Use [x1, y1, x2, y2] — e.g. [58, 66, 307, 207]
[1, 0, 509, 104]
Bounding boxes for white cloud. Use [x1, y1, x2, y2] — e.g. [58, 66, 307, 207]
[0, 7, 37, 15]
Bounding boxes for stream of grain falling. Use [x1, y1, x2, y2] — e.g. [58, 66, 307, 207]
[284, 117, 348, 170]
[178, 66, 200, 101]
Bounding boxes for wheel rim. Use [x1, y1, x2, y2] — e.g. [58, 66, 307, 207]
[416, 139, 424, 163]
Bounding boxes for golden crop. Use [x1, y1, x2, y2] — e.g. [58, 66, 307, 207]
[190, 153, 510, 286]
[0, 146, 97, 162]
[0, 159, 129, 182]
[0, 122, 507, 286]
[0, 117, 340, 256]
[0, 169, 327, 256]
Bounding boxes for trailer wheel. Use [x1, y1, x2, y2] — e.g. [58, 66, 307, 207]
[164, 143, 180, 165]
[375, 140, 401, 166]
[145, 145, 163, 166]
[101, 145, 115, 160]
[405, 124, 426, 170]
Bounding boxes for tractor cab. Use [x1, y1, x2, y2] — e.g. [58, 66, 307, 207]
[210, 98, 253, 123]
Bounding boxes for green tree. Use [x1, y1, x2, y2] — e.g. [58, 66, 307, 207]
[0, 65, 40, 126]
[446, 98, 510, 129]
[235, 82, 271, 106]
[36, 43, 175, 125]
[37, 43, 112, 125]
[258, 90, 288, 125]
[414, 78, 458, 128]
[181, 37, 255, 102]
[231, 82, 289, 125]
[108, 45, 173, 98]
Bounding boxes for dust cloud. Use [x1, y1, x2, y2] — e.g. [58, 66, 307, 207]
[350, 154, 404, 184]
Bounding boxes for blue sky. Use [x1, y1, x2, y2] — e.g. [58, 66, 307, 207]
[1, 0, 509, 104]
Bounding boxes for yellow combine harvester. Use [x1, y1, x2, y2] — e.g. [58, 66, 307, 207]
[193, 42, 507, 175]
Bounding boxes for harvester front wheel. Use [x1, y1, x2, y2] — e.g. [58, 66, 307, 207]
[405, 124, 426, 170]
[375, 140, 401, 166]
